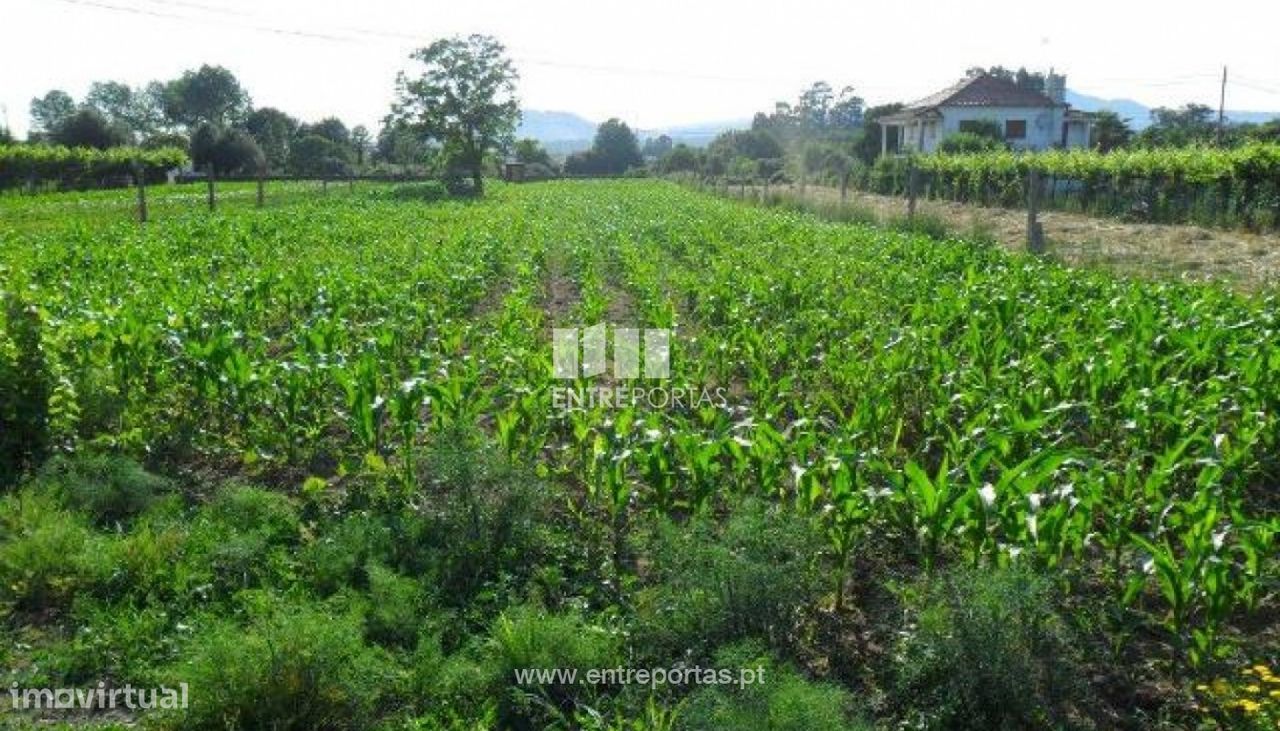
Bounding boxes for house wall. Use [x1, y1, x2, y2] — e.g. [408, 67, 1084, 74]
[1064, 121, 1090, 149]
[931, 105, 1066, 152]
[887, 107, 1091, 156]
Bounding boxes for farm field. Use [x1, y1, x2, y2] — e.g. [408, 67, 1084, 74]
[1, 179, 1278, 730]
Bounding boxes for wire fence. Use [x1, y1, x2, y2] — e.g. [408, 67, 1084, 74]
[0, 176, 429, 230]
[861, 158, 1280, 232]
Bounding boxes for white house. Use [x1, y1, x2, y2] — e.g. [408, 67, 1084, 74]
[878, 72, 1093, 155]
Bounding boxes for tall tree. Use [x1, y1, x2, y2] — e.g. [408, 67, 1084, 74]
[390, 35, 519, 194]
[968, 66, 1047, 94]
[85, 81, 168, 141]
[163, 65, 251, 129]
[1137, 104, 1217, 147]
[857, 102, 904, 163]
[374, 120, 429, 166]
[50, 108, 128, 149]
[589, 118, 642, 174]
[300, 117, 351, 146]
[641, 134, 673, 159]
[245, 107, 299, 170]
[351, 125, 371, 166]
[513, 138, 551, 166]
[1090, 110, 1133, 152]
[29, 90, 76, 138]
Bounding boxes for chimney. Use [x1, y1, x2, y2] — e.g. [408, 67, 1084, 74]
[1044, 71, 1066, 104]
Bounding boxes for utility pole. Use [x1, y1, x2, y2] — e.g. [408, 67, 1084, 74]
[1217, 65, 1228, 145]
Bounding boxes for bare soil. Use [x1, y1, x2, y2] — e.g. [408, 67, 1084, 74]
[760, 184, 1280, 291]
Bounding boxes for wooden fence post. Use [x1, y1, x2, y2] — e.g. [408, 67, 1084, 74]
[322, 178, 329, 195]
[256, 169, 265, 208]
[907, 160, 919, 221]
[206, 164, 216, 212]
[135, 166, 148, 224]
[1027, 168, 1045, 254]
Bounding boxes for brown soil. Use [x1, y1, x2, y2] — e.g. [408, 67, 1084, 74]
[758, 184, 1280, 291]
[543, 250, 580, 326]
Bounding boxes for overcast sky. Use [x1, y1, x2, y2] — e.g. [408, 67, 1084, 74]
[4, 0, 1280, 138]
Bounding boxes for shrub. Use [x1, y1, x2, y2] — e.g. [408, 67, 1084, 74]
[0, 489, 95, 613]
[632, 500, 823, 663]
[37, 598, 175, 686]
[33, 453, 170, 526]
[677, 641, 869, 731]
[891, 566, 1086, 730]
[204, 484, 299, 543]
[398, 441, 555, 614]
[487, 605, 623, 730]
[938, 131, 1005, 154]
[0, 289, 51, 487]
[887, 212, 951, 240]
[180, 485, 299, 597]
[365, 562, 428, 648]
[299, 511, 394, 595]
[163, 600, 397, 730]
[387, 181, 449, 202]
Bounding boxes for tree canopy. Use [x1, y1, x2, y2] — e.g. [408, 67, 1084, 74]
[163, 65, 252, 129]
[390, 34, 520, 194]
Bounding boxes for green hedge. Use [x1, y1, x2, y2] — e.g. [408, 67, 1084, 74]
[867, 144, 1280, 228]
[0, 144, 189, 191]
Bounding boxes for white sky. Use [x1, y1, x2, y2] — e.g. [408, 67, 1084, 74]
[3, 0, 1279, 138]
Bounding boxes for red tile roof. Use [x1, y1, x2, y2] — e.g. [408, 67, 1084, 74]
[905, 72, 1060, 110]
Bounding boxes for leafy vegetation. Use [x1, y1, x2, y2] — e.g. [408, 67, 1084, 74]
[0, 143, 188, 190]
[869, 143, 1280, 228]
[0, 179, 1277, 728]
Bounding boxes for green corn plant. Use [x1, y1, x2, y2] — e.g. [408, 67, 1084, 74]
[891, 457, 966, 572]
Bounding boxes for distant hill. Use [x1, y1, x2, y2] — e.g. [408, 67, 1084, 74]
[517, 109, 749, 156]
[1065, 90, 1280, 129]
[517, 110, 596, 144]
[641, 118, 751, 147]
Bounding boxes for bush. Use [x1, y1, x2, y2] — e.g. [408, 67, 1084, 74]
[365, 562, 427, 648]
[887, 212, 951, 240]
[37, 598, 175, 686]
[0, 489, 95, 613]
[891, 567, 1086, 730]
[678, 641, 870, 731]
[632, 500, 823, 663]
[487, 605, 623, 730]
[387, 180, 449, 202]
[0, 289, 51, 486]
[938, 131, 1005, 154]
[181, 485, 299, 597]
[397, 440, 556, 614]
[299, 511, 394, 595]
[204, 484, 298, 543]
[164, 600, 397, 730]
[34, 453, 169, 526]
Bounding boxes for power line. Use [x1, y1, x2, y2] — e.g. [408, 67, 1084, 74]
[33, 0, 1280, 107]
[47, 0, 368, 43]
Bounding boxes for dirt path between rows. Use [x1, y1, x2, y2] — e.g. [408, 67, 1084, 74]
[754, 184, 1280, 290]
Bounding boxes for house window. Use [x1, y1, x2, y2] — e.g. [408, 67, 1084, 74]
[958, 120, 987, 135]
[1005, 120, 1027, 140]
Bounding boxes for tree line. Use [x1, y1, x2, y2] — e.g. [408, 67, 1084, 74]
[650, 66, 1280, 188]
[10, 56, 1279, 194]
